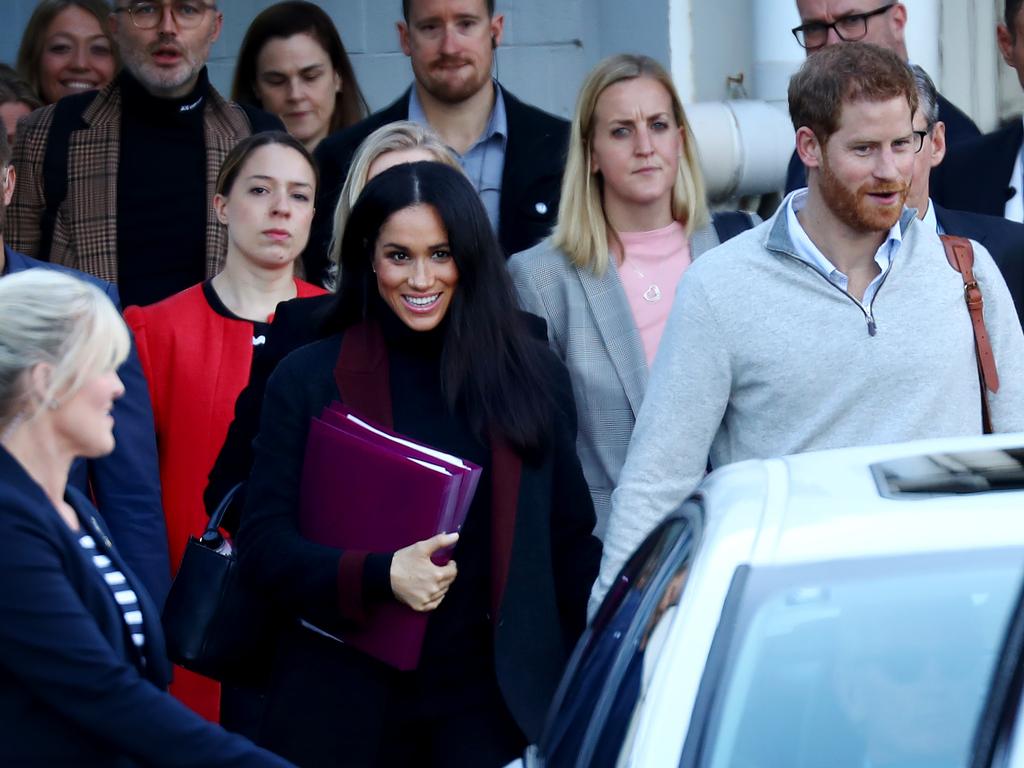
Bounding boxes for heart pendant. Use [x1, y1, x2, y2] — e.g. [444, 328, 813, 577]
[643, 284, 662, 303]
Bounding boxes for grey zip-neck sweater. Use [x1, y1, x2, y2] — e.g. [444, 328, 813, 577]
[592, 205, 1024, 609]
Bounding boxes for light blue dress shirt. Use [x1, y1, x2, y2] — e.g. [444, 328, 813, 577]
[408, 81, 508, 232]
[785, 188, 903, 309]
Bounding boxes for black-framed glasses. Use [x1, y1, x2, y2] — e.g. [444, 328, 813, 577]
[911, 130, 928, 153]
[791, 4, 896, 50]
[114, 1, 217, 30]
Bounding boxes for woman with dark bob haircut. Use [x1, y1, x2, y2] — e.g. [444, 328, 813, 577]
[236, 161, 601, 767]
[232, 1, 367, 152]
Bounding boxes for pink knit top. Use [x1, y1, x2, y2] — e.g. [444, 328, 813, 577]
[616, 221, 692, 366]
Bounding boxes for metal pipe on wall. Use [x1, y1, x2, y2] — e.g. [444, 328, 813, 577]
[687, 100, 795, 200]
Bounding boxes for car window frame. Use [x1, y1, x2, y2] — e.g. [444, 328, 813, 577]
[680, 549, 1024, 768]
[534, 501, 703, 768]
[971, 576, 1024, 768]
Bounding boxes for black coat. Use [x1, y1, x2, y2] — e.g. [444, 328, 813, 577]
[934, 203, 1024, 326]
[5, 245, 171, 608]
[304, 85, 570, 283]
[931, 120, 1022, 218]
[0, 447, 290, 767]
[235, 319, 600, 764]
[785, 92, 981, 193]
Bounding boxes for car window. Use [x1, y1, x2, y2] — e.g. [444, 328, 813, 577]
[683, 549, 1024, 768]
[538, 504, 700, 768]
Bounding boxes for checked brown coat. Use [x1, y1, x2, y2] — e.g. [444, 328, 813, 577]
[8, 79, 255, 284]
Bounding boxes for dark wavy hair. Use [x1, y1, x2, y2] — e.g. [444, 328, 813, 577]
[337, 161, 554, 453]
[232, 2, 368, 134]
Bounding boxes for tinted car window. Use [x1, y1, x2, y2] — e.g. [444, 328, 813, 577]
[539, 505, 700, 768]
[685, 549, 1024, 768]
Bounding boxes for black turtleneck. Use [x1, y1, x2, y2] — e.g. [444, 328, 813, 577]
[116, 68, 209, 307]
[372, 299, 496, 706]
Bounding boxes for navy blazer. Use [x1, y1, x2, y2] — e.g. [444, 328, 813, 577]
[305, 84, 569, 284]
[0, 447, 291, 767]
[931, 120, 1023, 218]
[4, 245, 171, 608]
[785, 92, 981, 193]
[934, 203, 1024, 326]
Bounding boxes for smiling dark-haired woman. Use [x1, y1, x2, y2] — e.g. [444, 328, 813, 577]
[237, 161, 601, 767]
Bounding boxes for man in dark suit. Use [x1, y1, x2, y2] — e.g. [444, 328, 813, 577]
[0, 126, 171, 607]
[931, 0, 1024, 221]
[785, 1, 979, 192]
[908, 66, 1024, 326]
[306, 0, 568, 284]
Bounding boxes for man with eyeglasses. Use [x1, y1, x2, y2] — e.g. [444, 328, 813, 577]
[7, 0, 281, 308]
[931, 0, 1024, 223]
[591, 43, 1024, 613]
[784, 1, 979, 193]
[906, 65, 1024, 327]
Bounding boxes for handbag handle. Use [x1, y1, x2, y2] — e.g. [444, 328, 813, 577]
[201, 482, 245, 545]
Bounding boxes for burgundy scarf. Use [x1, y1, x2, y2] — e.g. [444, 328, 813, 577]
[333, 319, 521, 621]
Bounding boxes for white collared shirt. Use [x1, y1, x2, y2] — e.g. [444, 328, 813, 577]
[785, 189, 903, 308]
[919, 197, 944, 235]
[1005, 116, 1024, 223]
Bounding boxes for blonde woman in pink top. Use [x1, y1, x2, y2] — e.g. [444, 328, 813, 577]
[509, 53, 757, 539]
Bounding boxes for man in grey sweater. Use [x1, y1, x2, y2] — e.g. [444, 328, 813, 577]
[591, 43, 1024, 612]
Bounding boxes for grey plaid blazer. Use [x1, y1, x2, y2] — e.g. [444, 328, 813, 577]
[508, 224, 726, 539]
[9, 80, 253, 283]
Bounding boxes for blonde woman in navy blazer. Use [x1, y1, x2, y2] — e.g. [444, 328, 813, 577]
[0, 270, 292, 767]
[509, 55, 757, 546]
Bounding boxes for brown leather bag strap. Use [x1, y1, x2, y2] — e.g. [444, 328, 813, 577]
[940, 234, 998, 434]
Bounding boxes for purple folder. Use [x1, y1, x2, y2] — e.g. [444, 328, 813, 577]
[297, 405, 480, 670]
[319, 402, 481, 563]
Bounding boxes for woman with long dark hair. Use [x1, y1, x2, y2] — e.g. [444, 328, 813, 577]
[237, 161, 600, 767]
[232, 1, 367, 152]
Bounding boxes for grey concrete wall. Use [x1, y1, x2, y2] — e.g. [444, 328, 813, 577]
[0, 0, 673, 120]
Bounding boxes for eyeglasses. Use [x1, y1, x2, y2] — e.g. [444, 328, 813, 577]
[911, 130, 927, 153]
[791, 4, 896, 50]
[115, 1, 217, 30]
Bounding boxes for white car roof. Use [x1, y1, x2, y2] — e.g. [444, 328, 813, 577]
[623, 432, 1024, 768]
[698, 431, 1024, 569]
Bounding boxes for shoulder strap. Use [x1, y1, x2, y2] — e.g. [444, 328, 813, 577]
[940, 234, 998, 433]
[40, 92, 97, 262]
[711, 210, 756, 244]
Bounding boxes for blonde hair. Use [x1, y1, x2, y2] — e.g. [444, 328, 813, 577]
[326, 121, 462, 289]
[0, 270, 129, 428]
[553, 54, 709, 275]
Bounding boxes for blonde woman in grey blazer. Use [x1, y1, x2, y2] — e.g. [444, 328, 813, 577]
[509, 54, 757, 543]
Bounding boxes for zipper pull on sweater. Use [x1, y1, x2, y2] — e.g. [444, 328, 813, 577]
[866, 314, 877, 336]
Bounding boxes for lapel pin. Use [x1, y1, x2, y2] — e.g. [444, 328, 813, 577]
[534, 202, 548, 215]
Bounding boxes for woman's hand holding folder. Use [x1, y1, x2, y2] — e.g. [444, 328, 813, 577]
[390, 532, 459, 612]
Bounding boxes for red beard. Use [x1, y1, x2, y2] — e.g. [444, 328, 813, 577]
[819, 156, 908, 233]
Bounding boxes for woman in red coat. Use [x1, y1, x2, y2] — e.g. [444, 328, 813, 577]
[124, 131, 325, 722]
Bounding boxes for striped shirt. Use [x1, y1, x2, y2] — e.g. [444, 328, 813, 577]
[77, 532, 146, 664]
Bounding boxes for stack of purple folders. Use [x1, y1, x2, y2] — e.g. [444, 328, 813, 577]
[297, 401, 481, 670]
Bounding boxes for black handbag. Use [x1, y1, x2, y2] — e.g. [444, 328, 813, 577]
[161, 483, 279, 688]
